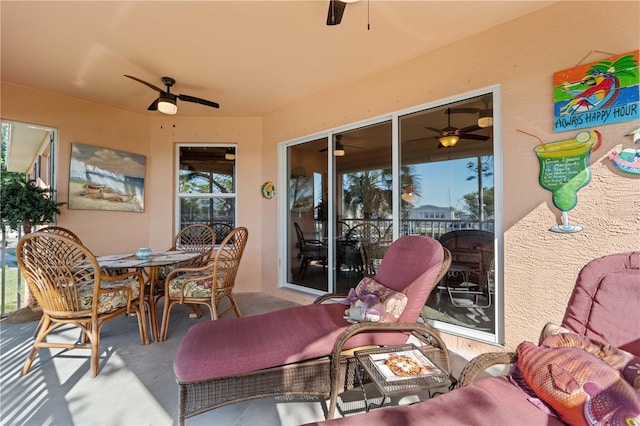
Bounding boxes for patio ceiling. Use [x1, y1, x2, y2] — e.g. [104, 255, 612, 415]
[1, 1, 553, 117]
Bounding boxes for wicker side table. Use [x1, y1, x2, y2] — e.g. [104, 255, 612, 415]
[354, 343, 452, 412]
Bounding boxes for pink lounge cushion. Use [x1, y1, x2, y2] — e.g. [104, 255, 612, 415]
[373, 235, 444, 323]
[175, 235, 445, 383]
[175, 303, 411, 383]
[342, 277, 408, 323]
[561, 251, 640, 356]
[304, 376, 565, 426]
[517, 339, 640, 426]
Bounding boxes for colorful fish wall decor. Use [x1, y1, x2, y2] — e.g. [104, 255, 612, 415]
[554, 50, 639, 132]
[609, 148, 640, 175]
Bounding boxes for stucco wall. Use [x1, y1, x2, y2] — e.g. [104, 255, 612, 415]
[1, 1, 638, 355]
[261, 1, 640, 351]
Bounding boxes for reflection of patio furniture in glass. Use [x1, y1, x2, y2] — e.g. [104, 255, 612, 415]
[337, 220, 351, 238]
[337, 236, 362, 273]
[350, 223, 382, 276]
[294, 222, 328, 277]
[437, 230, 494, 316]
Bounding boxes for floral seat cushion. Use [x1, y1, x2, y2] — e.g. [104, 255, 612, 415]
[167, 270, 226, 298]
[78, 275, 142, 314]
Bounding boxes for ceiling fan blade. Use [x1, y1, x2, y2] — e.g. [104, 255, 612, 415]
[147, 99, 159, 111]
[178, 94, 220, 109]
[448, 107, 480, 114]
[459, 125, 482, 134]
[124, 75, 165, 93]
[460, 134, 490, 141]
[425, 126, 443, 134]
[326, 0, 346, 25]
[405, 136, 438, 144]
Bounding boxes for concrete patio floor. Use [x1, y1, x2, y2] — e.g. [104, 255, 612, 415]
[1, 293, 471, 425]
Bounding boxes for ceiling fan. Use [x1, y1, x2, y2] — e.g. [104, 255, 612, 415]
[448, 96, 494, 128]
[124, 75, 219, 115]
[424, 108, 490, 148]
[326, 0, 357, 25]
[319, 135, 364, 156]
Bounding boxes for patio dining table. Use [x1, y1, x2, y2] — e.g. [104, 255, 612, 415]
[96, 250, 202, 343]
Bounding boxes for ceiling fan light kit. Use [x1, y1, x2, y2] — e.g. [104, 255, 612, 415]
[334, 137, 345, 156]
[477, 111, 493, 128]
[401, 186, 417, 203]
[225, 148, 236, 161]
[439, 135, 460, 147]
[157, 96, 178, 115]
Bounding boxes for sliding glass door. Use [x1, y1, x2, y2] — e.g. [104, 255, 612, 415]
[399, 93, 497, 338]
[281, 87, 501, 343]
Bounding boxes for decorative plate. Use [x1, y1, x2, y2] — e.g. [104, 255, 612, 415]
[261, 181, 276, 199]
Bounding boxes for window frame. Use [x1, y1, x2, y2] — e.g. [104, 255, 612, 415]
[174, 143, 237, 240]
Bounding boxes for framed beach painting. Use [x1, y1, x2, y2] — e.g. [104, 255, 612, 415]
[68, 143, 146, 212]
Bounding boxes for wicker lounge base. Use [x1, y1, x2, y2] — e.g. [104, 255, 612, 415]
[177, 322, 451, 424]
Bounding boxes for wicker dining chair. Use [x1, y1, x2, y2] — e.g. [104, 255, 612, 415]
[33, 226, 84, 336]
[211, 222, 234, 244]
[171, 224, 216, 265]
[153, 224, 216, 308]
[16, 232, 146, 378]
[38, 225, 82, 242]
[159, 227, 249, 341]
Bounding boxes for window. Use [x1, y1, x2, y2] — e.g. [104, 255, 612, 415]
[176, 145, 236, 242]
[280, 87, 502, 344]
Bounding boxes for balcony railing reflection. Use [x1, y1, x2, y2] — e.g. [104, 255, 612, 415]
[323, 218, 493, 241]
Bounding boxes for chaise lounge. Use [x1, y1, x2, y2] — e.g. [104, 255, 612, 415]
[173, 235, 452, 424]
[307, 251, 640, 425]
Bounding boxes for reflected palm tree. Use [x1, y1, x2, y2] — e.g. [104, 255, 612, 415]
[343, 170, 390, 219]
[342, 166, 420, 220]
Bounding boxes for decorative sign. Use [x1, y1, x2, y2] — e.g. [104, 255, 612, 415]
[261, 181, 276, 199]
[553, 50, 639, 132]
[609, 148, 640, 175]
[534, 130, 601, 233]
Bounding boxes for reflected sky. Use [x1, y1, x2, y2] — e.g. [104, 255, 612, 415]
[415, 159, 480, 209]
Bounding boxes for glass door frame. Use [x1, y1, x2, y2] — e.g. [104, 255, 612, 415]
[277, 85, 504, 344]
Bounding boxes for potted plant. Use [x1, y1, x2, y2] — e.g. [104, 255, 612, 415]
[1, 175, 65, 320]
[0, 175, 65, 234]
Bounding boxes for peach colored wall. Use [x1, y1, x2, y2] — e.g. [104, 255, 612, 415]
[146, 116, 263, 292]
[1, 82, 151, 254]
[1, 83, 264, 292]
[261, 2, 640, 351]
